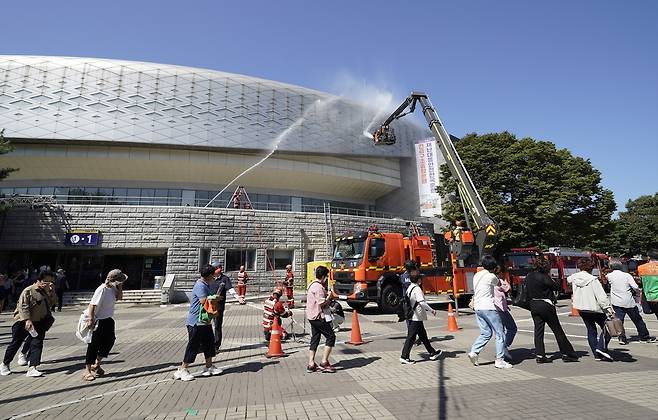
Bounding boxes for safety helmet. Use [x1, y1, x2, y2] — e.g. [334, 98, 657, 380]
[286, 264, 292, 270]
[239, 265, 245, 271]
[272, 287, 283, 297]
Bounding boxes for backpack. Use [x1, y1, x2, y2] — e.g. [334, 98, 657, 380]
[402, 285, 419, 320]
[512, 280, 530, 310]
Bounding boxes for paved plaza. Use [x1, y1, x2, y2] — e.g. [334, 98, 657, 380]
[1, 298, 657, 419]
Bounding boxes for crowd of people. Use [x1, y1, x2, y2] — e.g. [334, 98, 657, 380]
[1, 248, 657, 382]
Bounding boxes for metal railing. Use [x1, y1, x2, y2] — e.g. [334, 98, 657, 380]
[4, 194, 398, 219]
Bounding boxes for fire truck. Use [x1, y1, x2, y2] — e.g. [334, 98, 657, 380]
[331, 92, 497, 312]
[503, 246, 610, 298]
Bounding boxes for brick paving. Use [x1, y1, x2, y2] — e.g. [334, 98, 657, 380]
[1, 298, 657, 419]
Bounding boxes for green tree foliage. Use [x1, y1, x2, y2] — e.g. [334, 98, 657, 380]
[610, 193, 658, 255]
[438, 132, 616, 252]
[0, 129, 17, 182]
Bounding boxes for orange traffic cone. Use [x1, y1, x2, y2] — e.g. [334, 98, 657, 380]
[569, 298, 579, 317]
[447, 303, 460, 332]
[266, 317, 286, 358]
[346, 310, 366, 345]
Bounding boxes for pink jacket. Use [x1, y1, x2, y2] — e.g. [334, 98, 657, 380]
[494, 279, 510, 312]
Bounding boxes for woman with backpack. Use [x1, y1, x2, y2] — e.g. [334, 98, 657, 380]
[525, 258, 579, 363]
[400, 271, 442, 364]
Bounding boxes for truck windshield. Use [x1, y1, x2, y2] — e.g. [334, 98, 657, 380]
[334, 238, 366, 260]
[505, 255, 536, 269]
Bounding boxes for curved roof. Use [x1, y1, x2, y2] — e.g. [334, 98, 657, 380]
[0, 56, 423, 157]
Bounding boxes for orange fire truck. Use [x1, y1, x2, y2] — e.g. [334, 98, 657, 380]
[331, 92, 497, 312]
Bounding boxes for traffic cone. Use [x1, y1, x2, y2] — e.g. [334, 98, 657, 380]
[569, 298, 579, 317]
[266, 317, 286, 358]
[447, 303, 460, 332]
[346, 310, 366, 345]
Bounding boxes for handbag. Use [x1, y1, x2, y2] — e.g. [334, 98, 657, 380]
[640, 290, 653, 314]
[605, 316, 625, 337]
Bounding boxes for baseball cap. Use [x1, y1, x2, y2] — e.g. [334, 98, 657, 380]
[106, 269, 128, 283]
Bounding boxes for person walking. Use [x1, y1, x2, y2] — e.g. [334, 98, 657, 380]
[236, 265, 249, 304]
[569, 259, 616, 362]
[173, 264, 223, 382]
[638, 249, 658, 321]
[397, 260, 417, 322]
[306, 266, 337, 373]
[53, 268, 69, 312]
[467, 256, 512, 369]
[494, 275, 517, 361]
[1, 271, 56, 377]
[262, 287, 291, 341]
[284, 264, 295, 308]
[81, 269, 124, 381]
[526, 258, 579, 363]
[400, 273, 442, 364]
[606, 261, 655, 344]
[209, 262, 244, 352]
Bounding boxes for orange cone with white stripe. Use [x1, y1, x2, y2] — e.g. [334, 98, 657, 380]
[266, 317, 286, 358]
[447, 303, 460, 332]
[569, 297, 579, 317]
[346, 310, 365, 345]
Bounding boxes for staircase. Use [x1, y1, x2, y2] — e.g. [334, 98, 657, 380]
[63, 289, 163, 306]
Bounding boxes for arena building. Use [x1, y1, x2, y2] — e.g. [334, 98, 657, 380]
[0, 56, 442, 292]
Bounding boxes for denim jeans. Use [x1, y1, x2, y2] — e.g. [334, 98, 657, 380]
[471, 309, 505, 359]
[613, 305, 650, 341]
[579, 311, 610, 356]
[499, 310, 518, 347]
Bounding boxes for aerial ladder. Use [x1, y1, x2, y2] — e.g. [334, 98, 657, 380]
[372, 92, 498, 266]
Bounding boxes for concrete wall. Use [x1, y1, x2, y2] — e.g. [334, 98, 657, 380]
[0, 204, 432, 291]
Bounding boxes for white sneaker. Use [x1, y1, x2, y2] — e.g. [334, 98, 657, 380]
[494, 359, 513, 369]
[595, 349, 614, 362]
[25, 367, 44, 377]
[17, 353, 28, 366]
[0, 363, 11, 376]
[467, 352, 479, 366]
[201, 365, 223, 376]
[173, 368, 194, 381]
[399, 357, 416, 365]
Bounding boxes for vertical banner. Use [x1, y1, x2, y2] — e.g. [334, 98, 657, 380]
[415, 137, 443, 217]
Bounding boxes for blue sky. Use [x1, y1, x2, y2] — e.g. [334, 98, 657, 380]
[2, 1, 657, 212]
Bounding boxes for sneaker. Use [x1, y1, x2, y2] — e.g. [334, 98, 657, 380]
[25, 367, 44, 377]
[201, 365, 223, 376]
[641, 337, 657, 343]
[306, 363, 318, 373]
[319, 361, 336, 373]
[536, 356, 552, 364]
[173, 368, 194, 381]
[595, 349, 614, 362]
[17, 353, 28, 366]
[494, 359, 513, 369]
[0, 363, 11, 376]
[562, 354, 579, 363]
[594, 357, 602, 361]
[618, 338, 628, 346]
[467, 352, 479, 366]
[429, 350, 443, 361]
[399, 357, 416, 365]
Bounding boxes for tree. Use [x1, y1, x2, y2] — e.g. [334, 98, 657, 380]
[0, 129, 17, 182]
[437, 132, 616, 253]
[610, 193, 658, 255]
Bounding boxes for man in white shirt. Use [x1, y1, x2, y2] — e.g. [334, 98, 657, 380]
[606, 261, 655, 344]
[81, 269, 124, 381]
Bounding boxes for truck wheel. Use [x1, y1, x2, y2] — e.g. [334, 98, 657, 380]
[380, 283, 401, 313]
[347, 301, 367, 311]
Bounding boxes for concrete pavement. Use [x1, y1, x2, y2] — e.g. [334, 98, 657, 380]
[1, 298, 657, 419]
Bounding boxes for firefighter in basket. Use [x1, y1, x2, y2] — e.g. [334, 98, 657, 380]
[262, 287, 291, 342]
[284, 264, 295, 308]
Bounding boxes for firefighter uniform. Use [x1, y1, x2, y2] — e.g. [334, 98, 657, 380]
[284, 265, 295, 308]
[262, 288, 291, 341]
[236, 266, 248, 304]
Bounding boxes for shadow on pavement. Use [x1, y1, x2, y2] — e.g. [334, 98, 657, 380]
[337, 347, 363, 355]
[42, 359, 125, 375]
[335, 356, 380, 370]
[222, 360, 278, 374]
[43, 352, 119, 365]
[103, 362, 178, 378]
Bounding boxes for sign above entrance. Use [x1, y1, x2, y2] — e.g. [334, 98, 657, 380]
[65, 230, 100, 246]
